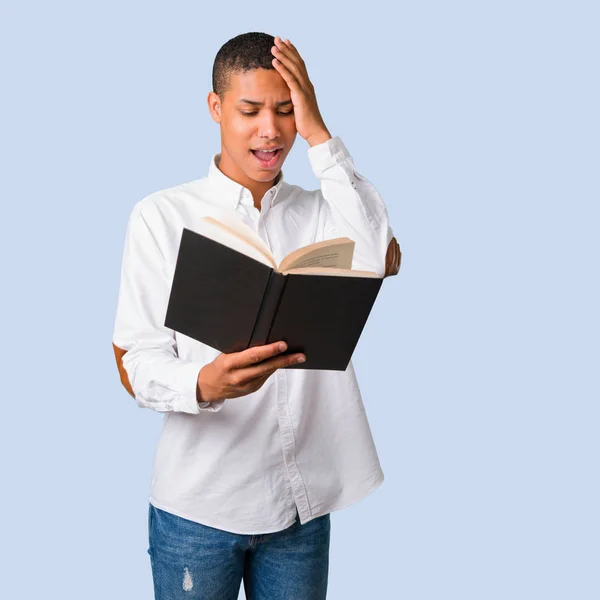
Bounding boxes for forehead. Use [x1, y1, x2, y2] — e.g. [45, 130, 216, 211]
[227, 68, 290, 104]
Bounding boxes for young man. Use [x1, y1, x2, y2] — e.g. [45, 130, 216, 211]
[112, 32, 400, 600]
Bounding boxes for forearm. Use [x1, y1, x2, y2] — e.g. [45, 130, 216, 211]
[114, 343, 222, 411]
[120, 345, 212, 413]
[113, 200, 225, 414]
[309, 136, 395, 277]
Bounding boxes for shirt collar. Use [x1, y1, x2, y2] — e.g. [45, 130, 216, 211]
[207, 152, 286, 211]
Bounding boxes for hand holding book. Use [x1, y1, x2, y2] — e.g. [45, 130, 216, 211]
[197, 340, 306, 404]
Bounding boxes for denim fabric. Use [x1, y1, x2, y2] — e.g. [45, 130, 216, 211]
[147, 503, 331, 599]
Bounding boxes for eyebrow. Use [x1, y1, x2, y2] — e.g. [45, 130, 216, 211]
[237, 98, 293, 107]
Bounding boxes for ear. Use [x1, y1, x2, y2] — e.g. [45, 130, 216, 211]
[207, 91, 222, 124]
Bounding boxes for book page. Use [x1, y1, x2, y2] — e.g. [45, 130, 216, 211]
[282, 266, 380, 278]
[278, 238, 355, 272]
[194, 218, 276, 269]
[201, 215, 276, 269]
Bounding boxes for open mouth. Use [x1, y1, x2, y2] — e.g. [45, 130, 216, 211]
[250, 148, 282, 168]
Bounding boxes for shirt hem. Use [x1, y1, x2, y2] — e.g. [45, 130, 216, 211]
[304, 469, 385, 522]
[148, 497, 299, 535]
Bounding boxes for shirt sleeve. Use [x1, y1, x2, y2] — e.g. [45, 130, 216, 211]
[112, 200, 225, 414]
[308, 136, 395, 277]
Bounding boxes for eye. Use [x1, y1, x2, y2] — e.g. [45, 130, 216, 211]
[240, 110, 294, 117]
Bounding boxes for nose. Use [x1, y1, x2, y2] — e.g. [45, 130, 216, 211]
[258, 110, 281, 139]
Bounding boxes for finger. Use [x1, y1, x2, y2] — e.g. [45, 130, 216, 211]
[229, 341, 289, 370]
[272, 57, 303, 94]
[277, 37, 305, 66]
[283, 38, 304, 65]
[274, 37, 300, 64]
[244, 371, 271, 389]
[272, 50, 303, 82]
[238, 352, 305, 381]
[385, 240, 393, 276]
[272, 40, 304, 82]
[275, 36, 295, 57]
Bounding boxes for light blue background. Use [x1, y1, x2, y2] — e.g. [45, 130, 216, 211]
[1, 1, 598, 598]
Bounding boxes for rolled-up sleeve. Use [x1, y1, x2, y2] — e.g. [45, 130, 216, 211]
[112, 200, 225, 413]
[308, 136, 394, 277]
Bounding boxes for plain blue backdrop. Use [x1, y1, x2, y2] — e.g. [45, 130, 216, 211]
[1, 1, 598, 598]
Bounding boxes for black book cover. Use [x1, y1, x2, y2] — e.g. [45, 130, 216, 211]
[164, 227, 383, 371]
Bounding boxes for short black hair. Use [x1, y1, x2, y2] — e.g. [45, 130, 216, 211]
[212, 32, 276, 99]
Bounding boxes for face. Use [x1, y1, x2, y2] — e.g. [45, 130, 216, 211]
[208, 68, 297, 186]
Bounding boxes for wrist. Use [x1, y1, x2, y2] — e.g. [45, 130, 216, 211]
[196, 378, 213, 404]
[197, 366, 218, 404]
[307, 130, 332, 147]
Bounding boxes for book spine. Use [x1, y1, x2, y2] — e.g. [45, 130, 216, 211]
[248, 271, 288, 348]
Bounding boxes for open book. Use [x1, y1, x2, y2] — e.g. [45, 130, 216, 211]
[199, 214, 379, 278]
[164, 214, 385, 371]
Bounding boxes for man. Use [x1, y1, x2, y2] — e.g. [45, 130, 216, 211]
[112, 32, 400, 600]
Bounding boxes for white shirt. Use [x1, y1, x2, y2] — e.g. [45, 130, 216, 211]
[113, 135, 395, 534]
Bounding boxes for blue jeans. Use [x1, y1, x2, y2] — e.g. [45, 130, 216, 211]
[147, 503, 331, 599]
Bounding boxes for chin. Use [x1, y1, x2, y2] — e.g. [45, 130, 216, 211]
[254, 171, 280, 182]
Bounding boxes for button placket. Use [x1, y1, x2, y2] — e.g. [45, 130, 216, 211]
[275, 370, 312, 522]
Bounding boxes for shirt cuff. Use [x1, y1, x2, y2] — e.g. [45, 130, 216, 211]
[197, 399, 225, 411]
[307, 135, 353, 178]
